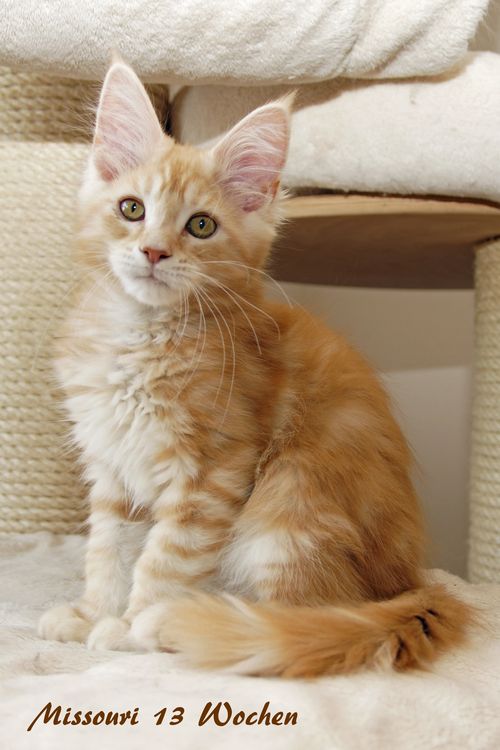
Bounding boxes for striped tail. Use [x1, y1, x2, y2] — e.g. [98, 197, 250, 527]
[158, 584, 473, 678]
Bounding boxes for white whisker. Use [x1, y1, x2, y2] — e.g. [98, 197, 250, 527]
[196, 286, 227, 407]
[179, 265, 281, 351]
[171, 287, 207, 402]
[200, 259, 293, 308]
[197, 286, 237, 426]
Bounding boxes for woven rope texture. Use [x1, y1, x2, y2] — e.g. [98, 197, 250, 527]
[0, 68, 168, 534]
[469, 238, 500, 582]
[0, 68, 93, 533]
[0, 68, 169, 534]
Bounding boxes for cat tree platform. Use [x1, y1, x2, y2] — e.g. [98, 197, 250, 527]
[278, 194, 500, 289]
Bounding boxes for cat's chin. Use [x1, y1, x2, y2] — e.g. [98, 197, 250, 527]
[118, 273, 181, 308]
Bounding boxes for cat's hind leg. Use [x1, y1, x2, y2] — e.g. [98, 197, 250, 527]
[220, 455, 368, 606]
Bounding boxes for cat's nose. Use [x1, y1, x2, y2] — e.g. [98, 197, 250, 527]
[141, 247, 171, 264]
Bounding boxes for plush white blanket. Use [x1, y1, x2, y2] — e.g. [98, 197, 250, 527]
[173, 51, 500, 203]
[1, 532, 500, 749]
[1, 0, 488, 84]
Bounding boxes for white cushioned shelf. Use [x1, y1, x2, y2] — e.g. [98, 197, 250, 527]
[172, 52, 500, 207]
[0, 0, 488, 84]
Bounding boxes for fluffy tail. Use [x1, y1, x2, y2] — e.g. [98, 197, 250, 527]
[161, 585, 473, 677]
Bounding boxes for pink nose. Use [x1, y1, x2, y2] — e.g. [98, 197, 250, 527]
[141, 247, 171, 264]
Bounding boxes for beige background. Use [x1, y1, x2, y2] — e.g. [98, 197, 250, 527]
[275, 283, 474, 577]
[472, 0, 500, 52]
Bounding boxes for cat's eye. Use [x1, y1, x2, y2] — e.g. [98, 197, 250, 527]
[119, 197, 145, 222]
[185, 213, 217, 239]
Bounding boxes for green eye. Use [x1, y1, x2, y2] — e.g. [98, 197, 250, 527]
[119, 197, 145, 222]
[185, 213, 217, 239]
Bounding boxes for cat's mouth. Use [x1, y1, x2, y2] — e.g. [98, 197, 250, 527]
[135, 269, 170, 289]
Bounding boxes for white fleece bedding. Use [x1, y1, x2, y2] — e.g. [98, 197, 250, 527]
[0, 532, 500, 750]
[0, 0, 488, 84]
[172, 51, 500, 204]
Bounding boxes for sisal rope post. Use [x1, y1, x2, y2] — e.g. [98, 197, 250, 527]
[0, 68, 93, 533]
[469, 238, 500, 582]
[0, 67, 168, 534]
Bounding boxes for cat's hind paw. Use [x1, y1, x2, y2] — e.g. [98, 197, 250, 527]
[129, 603, 176, 652]
[87, 616, 139, 652]
[38, 603, 93, 644]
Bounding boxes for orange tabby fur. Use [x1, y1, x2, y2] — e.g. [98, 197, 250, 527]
[38, 59, 472, 675]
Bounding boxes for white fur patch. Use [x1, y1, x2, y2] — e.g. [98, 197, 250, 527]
[222, 528, 313, 592]
[59, 299, 200, 512]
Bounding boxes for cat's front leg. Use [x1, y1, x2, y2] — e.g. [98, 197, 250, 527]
[87, 489, 232, 651]
[39, 473, 148, 644]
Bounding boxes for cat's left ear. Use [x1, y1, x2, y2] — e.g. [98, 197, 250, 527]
[213, 95, 294, 212]
[93, 60, 165, 182]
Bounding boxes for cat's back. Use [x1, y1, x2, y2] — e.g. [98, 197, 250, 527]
[268, 299, 408, 455]
[269, 299, 386, 396]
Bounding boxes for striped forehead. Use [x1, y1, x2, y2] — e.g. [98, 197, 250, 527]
[133, 147, 218, 226]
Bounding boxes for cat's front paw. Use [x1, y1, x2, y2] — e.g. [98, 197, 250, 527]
[129, 602, 176, 652]
[38, 603, 93, 643]
[87, 616, 139, 652]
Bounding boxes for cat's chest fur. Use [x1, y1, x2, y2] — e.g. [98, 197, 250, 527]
[58, 309, 198, 507]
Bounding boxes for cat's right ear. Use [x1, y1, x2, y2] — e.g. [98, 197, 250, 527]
[92, 60, 165, 182]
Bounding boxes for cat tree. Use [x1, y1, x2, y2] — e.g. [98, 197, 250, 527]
[1, 61, 500, 581]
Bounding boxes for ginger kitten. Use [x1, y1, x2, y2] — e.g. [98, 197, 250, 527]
[39, 60, 471, 676]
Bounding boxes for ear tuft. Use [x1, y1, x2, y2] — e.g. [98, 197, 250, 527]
[213, 95, 294, 212]
[93, 61, 164, 181]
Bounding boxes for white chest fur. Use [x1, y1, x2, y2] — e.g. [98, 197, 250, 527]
[58, 301, 198, 508]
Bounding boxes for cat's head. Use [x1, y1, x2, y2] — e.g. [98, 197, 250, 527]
[79, 60, 292, 308]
